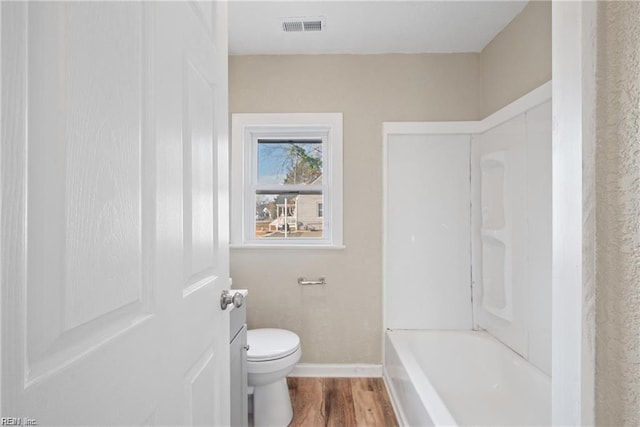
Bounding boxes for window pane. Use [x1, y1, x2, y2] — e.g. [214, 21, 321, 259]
[257, 140, 323, 185]
[255, 193, 324, 239]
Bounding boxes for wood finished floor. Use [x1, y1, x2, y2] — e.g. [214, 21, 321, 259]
[287, 377, 399, 427]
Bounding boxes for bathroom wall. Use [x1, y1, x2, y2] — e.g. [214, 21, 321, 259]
[595, 2, 640, 424]
[480, 0, 552, 117]
[229, 54, 480, 363]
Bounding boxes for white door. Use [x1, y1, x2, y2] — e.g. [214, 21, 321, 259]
[1, 2, 230, 425]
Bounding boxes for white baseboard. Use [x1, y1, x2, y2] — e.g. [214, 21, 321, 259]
[290, 363, 383, 378]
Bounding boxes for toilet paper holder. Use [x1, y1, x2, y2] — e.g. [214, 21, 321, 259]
[298, 277, 326, 285]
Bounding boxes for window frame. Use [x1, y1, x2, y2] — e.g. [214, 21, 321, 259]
[231, 113, 343, 248]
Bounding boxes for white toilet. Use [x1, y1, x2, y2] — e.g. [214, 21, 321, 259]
[247, 328, 301, 427]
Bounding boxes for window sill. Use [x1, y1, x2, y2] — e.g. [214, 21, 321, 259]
[230, 244, 346, 250]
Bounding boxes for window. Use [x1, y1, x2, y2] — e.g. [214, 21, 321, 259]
[231, 113, 343, 247]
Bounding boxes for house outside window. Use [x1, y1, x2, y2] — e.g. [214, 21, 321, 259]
[231, 113, 343, 248]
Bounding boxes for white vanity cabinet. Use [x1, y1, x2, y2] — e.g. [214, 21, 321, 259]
[230, 294, 248, 427]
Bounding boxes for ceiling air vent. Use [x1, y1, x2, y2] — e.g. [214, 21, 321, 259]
[303, 20, 323, 32]
[282, 17, 325, 33]
[282, 21, 303, 32]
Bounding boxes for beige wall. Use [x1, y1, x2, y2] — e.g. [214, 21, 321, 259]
[480, 1, 552, 117]
[595, 2, 640, 424]
[229, 54, 480, 363]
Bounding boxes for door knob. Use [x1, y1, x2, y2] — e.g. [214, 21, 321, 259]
[220, 291, 244, 310]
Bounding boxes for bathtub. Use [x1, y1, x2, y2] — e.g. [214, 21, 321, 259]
[384, 330, 550, 426]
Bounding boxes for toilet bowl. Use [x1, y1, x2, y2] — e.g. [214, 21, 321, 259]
[247, 328, 301, 427]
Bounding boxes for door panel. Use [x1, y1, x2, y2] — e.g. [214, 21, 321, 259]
[1, 1, 229, 425]
[184, 60, 217, 291]
[25, 1, 152, 384]
[185, 347, 217, 426]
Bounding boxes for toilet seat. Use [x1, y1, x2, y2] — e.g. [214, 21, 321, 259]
[247, 328, 300, 362]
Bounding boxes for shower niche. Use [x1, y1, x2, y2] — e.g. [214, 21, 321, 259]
[480, 151, 512, 321]
[471, 99, 552, 374]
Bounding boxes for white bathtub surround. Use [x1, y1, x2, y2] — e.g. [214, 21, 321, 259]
[383, 83, 552, 426]
[384, 82, 552, 375]
[385, 330, 550, 427]
[290, 363, 382, 378]
[472, 98, 552, 374]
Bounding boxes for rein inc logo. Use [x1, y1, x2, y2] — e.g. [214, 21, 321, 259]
[1, 418, 37, 426]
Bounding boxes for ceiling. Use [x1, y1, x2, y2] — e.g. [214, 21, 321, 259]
[228, 1, 528, 55]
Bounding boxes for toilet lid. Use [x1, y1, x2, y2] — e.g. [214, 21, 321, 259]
[247, 328, 300, 361]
